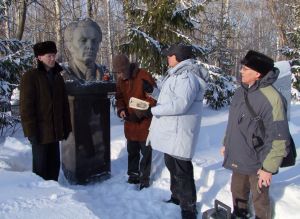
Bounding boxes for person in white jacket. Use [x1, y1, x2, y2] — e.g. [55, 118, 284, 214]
[146, 43, 208, 219]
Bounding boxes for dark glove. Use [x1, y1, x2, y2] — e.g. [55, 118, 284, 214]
[64, 132, 70, 140]
[124, 112, 142, 123]
[28, 136, 38, 145]
[142, 79, 154, 93]
[134, 107, 152, 119]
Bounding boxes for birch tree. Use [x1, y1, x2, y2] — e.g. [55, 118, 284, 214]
[87, 0, 93, 18]
[0, 1, 10, 38]
[54, 0, 63, 61]
[105, 0, 114, 70]
[15, 0, 28, 40]
[266, 0, 288, 48]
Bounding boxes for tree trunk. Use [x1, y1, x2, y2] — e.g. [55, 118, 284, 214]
[105, 0, 113, 71]
[54, 0, 63, 62]
[266, 0, 288, 47]
[87, 0, 93, 18]
[4, 1, 10, 38]
[15, 0, 27, 40]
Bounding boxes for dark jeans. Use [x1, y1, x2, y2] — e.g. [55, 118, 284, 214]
[164, 153, 197, 213]
[31, 141, 60, 181]
[231, 172, 271, 219]
[127, 140, 152, 183]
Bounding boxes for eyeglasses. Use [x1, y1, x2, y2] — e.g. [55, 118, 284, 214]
[241, 65, 252, 71]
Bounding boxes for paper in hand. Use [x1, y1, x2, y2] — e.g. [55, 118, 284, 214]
[129, 97, 149, 110]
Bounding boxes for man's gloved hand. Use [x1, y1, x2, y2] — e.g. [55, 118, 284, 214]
[28, 136, 38, 145]
[64, 132, 70, 140]
[125, 112, 142, 123]
[142, 79, 154, 93]
[134, 107, 152, 119]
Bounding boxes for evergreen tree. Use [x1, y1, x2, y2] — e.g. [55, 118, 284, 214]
[121, 0, 209, 74]
[121, 0, 235, 109]
[200, 62, 236, 109]
[281, 3, 300, 97]
[0, 39, 33, 134]
[202, 0, 235, 75]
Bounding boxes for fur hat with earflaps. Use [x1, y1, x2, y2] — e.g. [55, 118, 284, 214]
[33, 41, 57, 57]
[241, 50, 274, 77]
[112, 54, 131, 79]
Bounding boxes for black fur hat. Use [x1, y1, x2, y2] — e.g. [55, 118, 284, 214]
[112, 54, 130, 73]
[241, 50, 274, 76]
[162, 43, 194, 62]
[33, 41, 57, 57]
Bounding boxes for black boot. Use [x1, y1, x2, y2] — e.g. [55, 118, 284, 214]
[164, 197, 180, 205]
[181, 210, 197, 219]
[127, 176, 140, 184]
[232, 209, 251, 219]
[139, 181, 150, 190]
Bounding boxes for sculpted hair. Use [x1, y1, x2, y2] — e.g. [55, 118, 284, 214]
[64, 18, 102, 51]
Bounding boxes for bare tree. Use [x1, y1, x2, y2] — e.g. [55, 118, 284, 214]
[54, 0, 63, 61]
[2, 1, 11, 38]
[15, 0, 28, 40]
[87, 0, 93, 18]
[266, 0, 288, 47]
[105, 0, 114, 70]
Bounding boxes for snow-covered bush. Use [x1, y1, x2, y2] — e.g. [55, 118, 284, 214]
[0, 39, 33, 135]
[201, 63, 236, 109]
[280, 7, 300, 100]
[290, 59, 300, 101]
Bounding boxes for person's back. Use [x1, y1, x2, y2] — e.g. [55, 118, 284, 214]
[148, 58, 207, 158]
[146, 43, 208, 219]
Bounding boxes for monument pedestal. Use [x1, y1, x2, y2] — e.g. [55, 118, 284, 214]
[62, 81, 115, 184]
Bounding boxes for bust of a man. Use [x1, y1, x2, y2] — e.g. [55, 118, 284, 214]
[62, 18, 104, 82]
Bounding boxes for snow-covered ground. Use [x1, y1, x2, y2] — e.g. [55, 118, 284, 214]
[0, 104, 300, 219]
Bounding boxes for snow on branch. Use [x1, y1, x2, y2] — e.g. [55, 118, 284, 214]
[175, 0, 208, 17]
[130, 28, 162, 52]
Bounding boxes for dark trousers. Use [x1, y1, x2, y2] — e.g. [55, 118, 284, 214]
[127, 140, 152, 183]
[31, 141, 60, 181]
[231, 172, 271, 219]
[164, 153, 197, 213]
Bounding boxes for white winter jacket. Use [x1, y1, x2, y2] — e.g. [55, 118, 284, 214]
[146, 59, 208, 159]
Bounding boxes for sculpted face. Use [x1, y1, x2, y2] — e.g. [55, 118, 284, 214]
[68, 26, 101, 65]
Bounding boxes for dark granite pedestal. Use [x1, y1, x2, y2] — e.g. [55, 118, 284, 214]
[62, 81, 116, 184]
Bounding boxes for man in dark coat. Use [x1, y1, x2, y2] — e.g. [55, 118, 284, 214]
[20, 41, 72, 181]
[221, 50, 289, 219]
[113, 54, 156, 190]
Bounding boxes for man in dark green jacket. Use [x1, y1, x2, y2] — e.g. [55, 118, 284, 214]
[20, 41, 72, 181]
[221, 50, 289, 219]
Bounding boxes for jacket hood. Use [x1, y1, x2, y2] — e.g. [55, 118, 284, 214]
[259, 67, 279, 87]
[168, 59, 209, 82]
